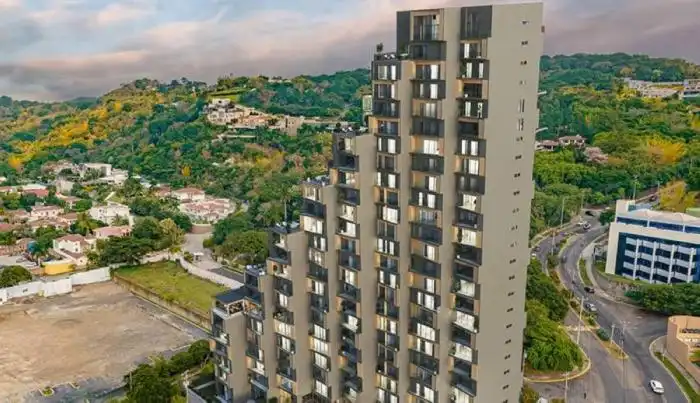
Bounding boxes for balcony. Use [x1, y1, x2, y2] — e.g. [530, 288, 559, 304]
[455, 244, 482, 266]
[454, 311, 478, 333]
[452, 278, 476, 299]
[308, 262, 329, 282]
[309, 293, 329, 313]
[455, 209, 482, 230]
[212, 324, 229, 345]
[461, 6, 492, 39]
[377, 330, 400, 350]
[373, 100, 400, 118]
[450, 342, 474, 363]
[274, 276, 293, 297]
[459, 60, 488, 81]
[460, 83, 485, 100]
[410, 254, 441, 278]
[458, 121, 480, 138]
[376, 190, 399, 207]
[248, 371, 269, 392]
[413, 82, 446, 100]
[411, 306, 437, 328]
[377, 361, 399, 380]
[413, 23, 440, 41]
[412, 117, 444, 137]
[408, 42, 446, 61]
[376, 299, 400, 320]
[338, 219, 357, 238]
[273, 307, 294, 325]
[411, 154, 444, 174]
[340, 342, 362, 363]
[334, 151, 359, 171]
[458, 100, 487, 120]
[410, 188, 442, 210]
[454, 262, 475, 282]
[301, 199, 325, 219]
[338, 282, 361, 302]
[411, 222, 442, 245]
[410, 349, 439, 374]
[342, 313, 361, 333]
[337, 187, 360, 205]
[452, 373, 477, 397]
[338, 250, 361, 271]
[269, 244, 290, 265]
[454, 294, 475, 314]
[461, 41, 486, 59]
[456, 173, 485, 195]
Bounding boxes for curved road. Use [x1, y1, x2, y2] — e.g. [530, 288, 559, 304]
[556, 222, 686, 403]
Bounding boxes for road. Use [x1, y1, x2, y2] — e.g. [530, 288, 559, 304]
[183, 233, 244, 284]
[556, 222, 686, 403]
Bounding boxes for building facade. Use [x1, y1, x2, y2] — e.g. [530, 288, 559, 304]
[203, 3, 544, 403]
[605, 200, 700, 284]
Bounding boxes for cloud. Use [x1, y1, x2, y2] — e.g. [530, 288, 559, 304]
[1, 0, 699, 100]
[93, 0, 155, 27]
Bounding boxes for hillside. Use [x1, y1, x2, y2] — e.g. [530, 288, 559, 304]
[1, 53, 700, 235]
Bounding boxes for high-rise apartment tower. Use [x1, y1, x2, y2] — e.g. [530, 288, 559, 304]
[202, 3, 544, 403]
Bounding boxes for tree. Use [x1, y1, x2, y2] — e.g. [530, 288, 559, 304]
[0, 265, 32, 287]
[626, 283, 700, 316]
[217, 230, 268, 264]
[74, 199, 93, 212]
[159, 218, 184, 250]
[70, 213, 102, 236]
[132, 217, 163, 243]
[92, 236, 153, 266]
[125, 364, 176, 403]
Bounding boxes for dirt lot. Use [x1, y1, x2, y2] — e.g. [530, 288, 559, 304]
[0, 282, 204, 402]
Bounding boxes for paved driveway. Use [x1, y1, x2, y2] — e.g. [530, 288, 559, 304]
[183, 233, 244, 283]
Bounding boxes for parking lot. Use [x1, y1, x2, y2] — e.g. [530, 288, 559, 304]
[0, 282, 205, 402]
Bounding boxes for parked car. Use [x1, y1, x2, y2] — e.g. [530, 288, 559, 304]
[584, 302, 597, 312]
[649, 380, 664, 394]
[584, 286, 595, 294]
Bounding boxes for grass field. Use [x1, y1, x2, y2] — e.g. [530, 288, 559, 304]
[115, 262, 225, 314]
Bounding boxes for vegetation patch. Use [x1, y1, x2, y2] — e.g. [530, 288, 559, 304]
[654, 352, 700, 403]
[578, 259, 593, 286]
[40, 387, 54, 397]
[595, 328, 628, 359]
[114, 261, 225, 314]
[626, 283, 700, 316]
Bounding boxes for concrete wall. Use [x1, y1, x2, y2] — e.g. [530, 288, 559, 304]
[178, 257, 242, 289]
[0, 267, 111, 304]
[666, 316, 700, 385]
[112, 274, 211, 330]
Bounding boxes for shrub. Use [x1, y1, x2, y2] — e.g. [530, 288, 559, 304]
[597, 328, 610, 341]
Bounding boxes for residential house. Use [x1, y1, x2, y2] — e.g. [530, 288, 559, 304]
[0, 238, 32, 256]
[52, 234, 95, 267]
[4, 210, 30, 223]
[179, 199, 235, 223]
[0, 222, 16, 232]
[93, 225, 131, 240]
[89, 202, 132, 225]
[29, 205, 63, 222]
[59, 212, 79, 226]
[535, 140, 558, 152]
[56, 194, 81, 209]
[29, 218, 69, 231]
[152, 185, 172, 199]
[172, 187, 206, 202]
[79, 163, 112, 177]
[558, 135, 586, 148]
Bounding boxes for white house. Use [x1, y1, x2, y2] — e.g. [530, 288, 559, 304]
[172, 187, 206, 202]
[89, 202, 132, 225]
[52, 234, 96, 267]
[29, 205, 63, 222]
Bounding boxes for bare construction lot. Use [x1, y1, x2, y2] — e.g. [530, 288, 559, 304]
[0, 282, 204, 402]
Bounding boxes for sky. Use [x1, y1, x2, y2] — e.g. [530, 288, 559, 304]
[0, 0, 699, 101]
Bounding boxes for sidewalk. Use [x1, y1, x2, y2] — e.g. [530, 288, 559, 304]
[581, 243, 625, 304]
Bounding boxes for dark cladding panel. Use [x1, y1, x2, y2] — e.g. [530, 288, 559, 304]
[461, 6, 493, 39]
[397, 11, 411, 52]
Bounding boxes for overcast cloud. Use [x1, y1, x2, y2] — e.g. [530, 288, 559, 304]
[0, 0, 698, 101]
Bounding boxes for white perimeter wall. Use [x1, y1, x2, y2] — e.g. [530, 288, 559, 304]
[0, 267, 111, 304]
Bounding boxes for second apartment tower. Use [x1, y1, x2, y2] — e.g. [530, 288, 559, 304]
[210, 2, 545, 403]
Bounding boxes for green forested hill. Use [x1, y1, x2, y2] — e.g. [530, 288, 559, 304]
[0, 53, 699, 235]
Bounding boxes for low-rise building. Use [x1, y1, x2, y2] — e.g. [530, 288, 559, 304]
[558, 134, 586, 148]
[93, 225, 131, 240]
[535, 140, 558, 152]
[52, 234, 95, 267]
[56, 194, 81, 209]
[172, 187, 206, 202]
[89, 202, 132, 225]
[179, 198, 235, 224]
[0, 238, 32, 256]
[29, 205, 63, 222]
[605, 199, 700, 284]
[682, 79, 700, 99]
[666, 316, 700, 385]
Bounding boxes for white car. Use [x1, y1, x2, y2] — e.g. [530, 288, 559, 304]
[649, 379, 664, 394]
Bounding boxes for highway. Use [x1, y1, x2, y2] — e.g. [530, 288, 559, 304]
[553, 220, 687, 403]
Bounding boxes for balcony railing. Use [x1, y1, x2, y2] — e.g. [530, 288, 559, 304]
[452, 279, 476, 298]
[455, 244, 482, 266]
[338, 282, 361, 302]
[450, 342, 474, 363]
[411, 155, 444, 174]
[413, 23, 440, 41]
[411, 222, 442, 245]
[410, 254, 441, 278]
[454, 311, 477, 333]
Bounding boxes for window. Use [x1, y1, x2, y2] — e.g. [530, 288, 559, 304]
[378, 137, 397, 153]
[519, 79, 526, 85]
[508, 275, 515, 280]
[315, 380, 328, 397]
[416, 322, 436, 341]
[311, 337, 329, 354]
[424, 244, 437, 260]
[377, 238, 397, 255]
[416, 338, 434, 355]
[517, 118, 525, 131]
[513, 190, 520, 196]
[522, 20, 530, 25]
[277, 293, 289, 308]
[378, 65, 397, 80]
[460, 139, 479, 156]
[310, 280, 325, 295]
[509, 258, 516, 263]
[313, 352, 329, 369]
[313, 324, 327, 340]
[458, 228, 477, 246]
[379, 270, 398, 288]
[516, 136, 523, 142]
[275, 321, 293, 337]
[505, 354, 511, 359]
[343, 269, 357, 286]
[423, 139, 440, 155]
[379, 375, 398, 393]
[425, 278, 436, 293]
[515, 155, 522, 160]
[505, 339, 512, 344]
[461, 194, 477, 211]
[417, 192, 437, 209]
[382, 206, 399, 224]
[302, 216, 323, 234]
[378, 316, 398, 334]
[514, 173, 521, 178]
[426, 176, 438, 192]
[417, 291, 436, 310]
[468, 159, 479, 175]
[518, 99, 525, 113]
[507, 291, 515, 296]
[421, 101, 438, 118]
[279, 335, 293, 352]
[521, 40, 529, 46]
[507, 307, 514, 312]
